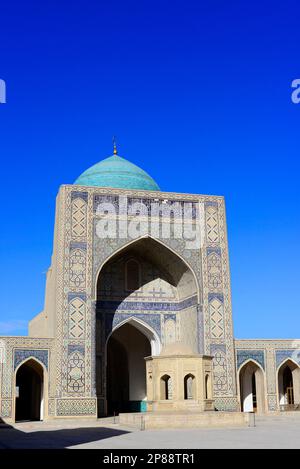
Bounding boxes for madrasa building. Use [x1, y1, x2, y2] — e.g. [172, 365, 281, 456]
[0, 144, 299, 424]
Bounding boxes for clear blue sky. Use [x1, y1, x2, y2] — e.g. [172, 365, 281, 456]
[0, 0, 299, 338]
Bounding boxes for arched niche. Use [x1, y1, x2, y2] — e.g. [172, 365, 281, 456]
[184, 374, 195, 400]
[15, 358, 45, 422]
[160, 375, 173, 400]
[239, 360, 266, 414]
[277, 359, 300, 408]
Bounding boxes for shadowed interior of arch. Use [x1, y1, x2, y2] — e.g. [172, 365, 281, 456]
[106, 322, 151, 415]
[15, 359, 44, 422]
[95, 237, 198, 416]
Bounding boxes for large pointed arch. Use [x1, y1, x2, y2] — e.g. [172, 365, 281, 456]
[93, 234, 201, 302]
[94, 234, 201, 416]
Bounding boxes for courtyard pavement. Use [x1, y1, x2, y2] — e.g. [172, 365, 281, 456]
[0, 413, 300, 449]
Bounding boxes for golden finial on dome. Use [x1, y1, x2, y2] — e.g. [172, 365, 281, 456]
[112, 135, 117, 155]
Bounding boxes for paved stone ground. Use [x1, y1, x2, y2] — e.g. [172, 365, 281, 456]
[0, 413, 300, 449]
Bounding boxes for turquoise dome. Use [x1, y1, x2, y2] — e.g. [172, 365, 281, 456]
[74, 154, 160, 191]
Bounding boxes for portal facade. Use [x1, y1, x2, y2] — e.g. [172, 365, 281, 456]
[0, 148, 299, 422]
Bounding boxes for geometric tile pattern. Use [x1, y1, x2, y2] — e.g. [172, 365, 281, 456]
[67, 349, 85, 393]
[212, 348, 228, 394]
[69, 297, 86, 339]
[71, 197, 87, 238]
[205, 204, 220, 244]
[56, 398, 97, 416]
[209, 298, 224, 338]
[268, 394, 278, 411]
[1, 400, 12, 418]
[204, 199, 237, 406]
[69, 249, 86, 288]
[207, 251, 223, 290]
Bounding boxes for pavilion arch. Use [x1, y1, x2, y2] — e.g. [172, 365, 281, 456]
[238, 359, 266, 414]
[184, 373, 196, 400]
[205, 373, 212, 399]
[277, 358, 300, 407]
[13, 357, 48, 422]
[160, 374, 173, 400]
[93, 235, 201, 302]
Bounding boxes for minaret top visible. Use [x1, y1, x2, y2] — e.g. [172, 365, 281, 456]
[113, 136, 117, 155]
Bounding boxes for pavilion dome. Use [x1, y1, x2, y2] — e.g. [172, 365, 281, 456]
[74, 152, 160, 191]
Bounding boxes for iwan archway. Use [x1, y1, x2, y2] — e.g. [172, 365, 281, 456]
[95, 237, 199, 416]
[239, 360, 266, 413]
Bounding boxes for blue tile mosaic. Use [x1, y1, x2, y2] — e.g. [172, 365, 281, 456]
[208, 293, 224, 303]
[275, 350, 300, 368]
[14, 349, 49, 370]
[70, 241, 87, 251]
[71, 191, 88, 202]
[210, 344, 226, 355]
[97, 295, 197, 312]
[204, 201, 218, 207]
[104, 312, 161, 338]
[207, 247, 221, 256]
[236, 349, 265, 370]
[163, 314, 176, 322]
[68, 292, 87, 302]
[68, 344, 85, 355]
